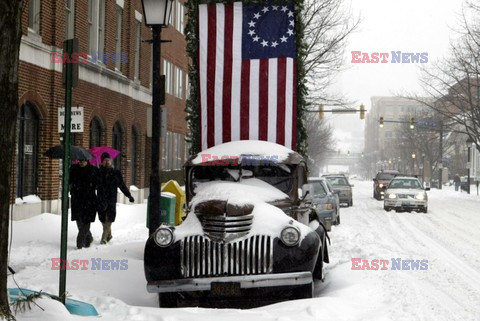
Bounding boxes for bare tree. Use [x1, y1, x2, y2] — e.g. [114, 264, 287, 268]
[302, 0, 360, 106]
[306, 113, 336, 176]
[0, 1, 23, 319]
[413, 0, 480, 152]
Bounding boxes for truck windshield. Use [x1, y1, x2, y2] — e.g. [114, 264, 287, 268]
[191, 164, 293, 194]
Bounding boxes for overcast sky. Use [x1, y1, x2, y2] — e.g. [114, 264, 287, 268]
[327, 0, 466, 154]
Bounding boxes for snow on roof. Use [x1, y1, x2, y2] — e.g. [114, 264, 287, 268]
[189, 140, 303, 165]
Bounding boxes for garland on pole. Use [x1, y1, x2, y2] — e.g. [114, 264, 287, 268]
[184, 0, 309, 157]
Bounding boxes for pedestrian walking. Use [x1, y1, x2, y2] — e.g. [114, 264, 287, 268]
[70, 159, 98, 249]
[97, 152, 135, 244]
[453, 174, 461, 192]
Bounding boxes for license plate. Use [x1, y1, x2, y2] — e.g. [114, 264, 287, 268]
[211, 282, 241, 297]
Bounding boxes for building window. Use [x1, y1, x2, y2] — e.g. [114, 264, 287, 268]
[65, 0, 74, 39]
[185, 73, 190, 99]
[134, 20, 141, 80]
[88, 0, 105, 55]
[89, 117, 103, 148]
[175, 67, 183, 98]
[163, 60, 173, 95]
[29, 0, 41, 33]
[115, 5, 123, 71]
[17, 102, 39, 198]
[175, 0, 185, 34]
[131, 126, 139, 186]
[112, 122, 124, 170]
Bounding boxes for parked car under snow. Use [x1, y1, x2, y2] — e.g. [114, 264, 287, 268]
[144, 140, 329, 308]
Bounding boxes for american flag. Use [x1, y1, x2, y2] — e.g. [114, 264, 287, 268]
[198, 2, 297, 151]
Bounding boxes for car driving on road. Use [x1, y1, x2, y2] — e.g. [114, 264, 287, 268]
[383, 176, 430, 213]
[373, 170, 400, 200]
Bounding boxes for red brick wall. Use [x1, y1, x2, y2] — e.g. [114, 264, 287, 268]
[13, 0, 190, 203]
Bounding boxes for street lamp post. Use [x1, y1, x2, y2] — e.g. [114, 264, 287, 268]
[411, 152, 416, 176]
[466, 137, 474, 194]
[141, 0, 173, 235]
[422, 153, 425, 186]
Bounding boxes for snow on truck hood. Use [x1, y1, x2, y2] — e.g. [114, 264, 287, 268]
[174, 178, 312, 242]
[188, 140, 304, 165]
[191, 178, 289, 209]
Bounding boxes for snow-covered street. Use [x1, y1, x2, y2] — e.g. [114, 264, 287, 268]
[8, 180, 480, 320]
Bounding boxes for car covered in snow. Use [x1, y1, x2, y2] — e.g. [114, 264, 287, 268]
[383, 176, 430, 213]
[308, 177, 340, 231]
[144, 140, 329, 308]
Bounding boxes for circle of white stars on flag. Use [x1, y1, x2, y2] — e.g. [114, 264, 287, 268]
[248, 5, 295, 48]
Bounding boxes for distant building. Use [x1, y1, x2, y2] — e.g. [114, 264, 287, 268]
[13, 0, 189, 219]
[364, 96, 429, 174]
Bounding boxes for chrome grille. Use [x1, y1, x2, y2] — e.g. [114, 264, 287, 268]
[199, 214, 253, 242]
[398, 194, 415, 199]
[180, 235, 273, 278]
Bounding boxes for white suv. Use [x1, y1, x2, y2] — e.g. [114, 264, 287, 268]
[383, 176, 430, 213]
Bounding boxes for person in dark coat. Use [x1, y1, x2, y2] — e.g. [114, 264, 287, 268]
[70, 159, 98, 249]
[454, 174, 461, 191]
[97, 152, 134, 244]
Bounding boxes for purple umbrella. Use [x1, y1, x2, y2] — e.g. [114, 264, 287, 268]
[88, 146, 121, 165]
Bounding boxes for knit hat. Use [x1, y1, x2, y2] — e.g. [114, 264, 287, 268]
[101, 152, 111, 162]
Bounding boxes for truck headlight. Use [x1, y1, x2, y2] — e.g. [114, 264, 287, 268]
[280, 226, 300, 246]
[388, 193, 397, 199]
[154, 227, 174, 247]
[415, 193, 425, 200]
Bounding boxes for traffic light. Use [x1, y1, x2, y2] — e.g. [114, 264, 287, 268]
[410, 117, 415, 129]
[359, 104, 365, 120]
[379, 116, 384, 128]
[319, 104, 324, 120]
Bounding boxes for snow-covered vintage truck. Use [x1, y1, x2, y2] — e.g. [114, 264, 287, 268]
[144, 140, 329, 308]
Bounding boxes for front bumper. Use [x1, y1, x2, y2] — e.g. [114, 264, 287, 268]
[147, 272, 312, 293]
[384, 199, 427, 210]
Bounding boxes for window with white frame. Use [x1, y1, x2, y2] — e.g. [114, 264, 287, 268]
[134, 20, 141, 80]
[65, 0, 74, 39]
[29, 0, 41, 33]
[185, 73, 190, 99]
[163, 60, 173, 95]
[175, 0, 185, 34]
[88, 0, 105, 55]
[175, 67, 184, 98]
[115, 5, 123, 70]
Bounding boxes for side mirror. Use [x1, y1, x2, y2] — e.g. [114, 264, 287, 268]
[350, 184, 355, 188]
[301, 184, 314, 202]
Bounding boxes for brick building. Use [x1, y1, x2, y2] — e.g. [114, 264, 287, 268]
[13, 0, 189, 219]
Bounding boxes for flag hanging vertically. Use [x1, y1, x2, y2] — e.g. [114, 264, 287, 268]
[198, 2, 297, 151]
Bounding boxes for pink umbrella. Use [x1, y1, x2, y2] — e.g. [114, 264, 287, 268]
[88, 146, 121, 165]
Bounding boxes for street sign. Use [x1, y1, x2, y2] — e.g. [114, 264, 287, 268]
[417, 120, 438, 127]
[58, 106, 84, 132]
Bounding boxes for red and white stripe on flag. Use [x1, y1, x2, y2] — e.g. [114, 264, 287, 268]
[198, 2, 297, 151]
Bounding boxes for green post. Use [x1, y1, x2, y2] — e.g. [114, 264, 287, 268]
[59, 38, 74, 304]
